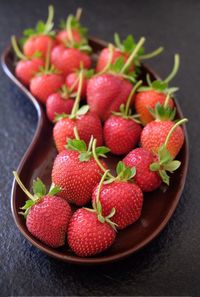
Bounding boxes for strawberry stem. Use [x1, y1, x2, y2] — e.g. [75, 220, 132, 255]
[125, 80, 142, 116]
[140, 46, 164, 60]
[44, 42, 52, 72]
[164, 54, 180, 84]
[44, 5, 54, 34]
[164, 118, 188, 148]
[120, 37, 146, 74]
[163, 93, 171, 108]
[70, 70, 83, 118]
[11, 36, 27, 60]
[75, 8, 82, 21]
[97, 43, 114, 75]
[13, 171, 35, 201]
[66, 15, 74, 44]
[92, 139, 113, 178]
[96, 170, 109, 204]
[73, 126, 80, 140]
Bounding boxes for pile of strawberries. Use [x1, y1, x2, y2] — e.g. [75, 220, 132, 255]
[12, 6, 187, 257]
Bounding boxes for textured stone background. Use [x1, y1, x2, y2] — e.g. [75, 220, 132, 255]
[0, 0, 199, 296]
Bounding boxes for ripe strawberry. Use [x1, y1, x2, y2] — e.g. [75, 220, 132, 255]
[92, 164, 143, 229]
[30, 46, 64, 104]
[13, 172, 72, 248]
[141, 119, 185, 158]
[123, 148, 162, 192]
[135, 54, 180, 125]
[11, 36, 44, 86]
[46, 85, 75, 122]
[96, 33, 163, 73]
[22, 6, 56, 59]
[51, 136, 109, 205]
[103, 81, 142, 155]
[87, 37, 146, 121]
[68, 208, 116, 257]
[53, 71, 103, 152]
[56, 8, 88, 47]
[65, 69, 93, 98]
[51, 45, 91, 76]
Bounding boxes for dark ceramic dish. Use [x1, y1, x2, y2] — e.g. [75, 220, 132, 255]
[1, 37, 189, 265]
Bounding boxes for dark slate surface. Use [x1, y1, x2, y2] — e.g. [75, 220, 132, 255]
[0, 0, 199, 296]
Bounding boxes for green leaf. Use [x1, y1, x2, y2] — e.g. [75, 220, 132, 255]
[54, 113, 68, 122]
[32, 178, 46, 197]
[152, 80, 168, 92]
[130, 167, 136, 178]
[95, 146, 110, 157]
[123, 35, 135, 52]
[159, 169, 170, 185]
[116, 161, 125, 175]
[158, 145, 172, 164]
[123, 167, 132, 180]
[36, 20, 46, 33]
[66, 139, 87, 152]
[76, 105, 90, 116]
[150, 162, 160, 171]
[164, 160, 181, 172]
[85, 69, 94, 78]
[23, 28, 36, 37]
[79, 152, 91, 162]
[111, 57, 125, 73]
[20, 199, 35, 210]
[114, 33, 123, 50]
[48, 183, 61, 196]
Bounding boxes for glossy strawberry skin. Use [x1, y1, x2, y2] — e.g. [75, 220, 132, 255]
[23, 35, 57, 59]
[103, 115, 142, 155]
[87, 74, 134, 121]
[96, 47, 133, 73]
[68, 208, 116, 257]
[26, 195, 72, 248]
[92, 181, 143, 229]
[51, 45, 91, 76]
[52, 150, 107, 206]
[46, 93, 74, 122]
[15, 58, 44, 86]
[56, 29, 82, 45]
[53, 112, 103, 152]
[123, 148, 161, 192]
[66, 72, 87, 98]
[135, 90, 174, 125]
[141, 120, 185, 158]
[30, 74, 64, 104]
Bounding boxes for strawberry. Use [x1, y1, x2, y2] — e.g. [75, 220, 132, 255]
[53, 71, 103, 152]
[46, 85, 75, 122]
[123, 148, 162, 192]
[92, 164, 143, 229]
[103, 81, 142, 155]
[56, 8, 88, 47]
[87, 38, 145, 121]
[68, 208, 116, 257]
[22, 6, 56, 59]
[13, 172, 72, 248]
[51, 45, 91, 76]
[135, 54, 180, 125]
[65, 69, 93, 98]
[30, 45, 64, 104]
[51, 136, 109, 206]
[96, 33, 163, 73]
[11, 36, 44, 86]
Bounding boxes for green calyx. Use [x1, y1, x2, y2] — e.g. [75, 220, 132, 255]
[138, 54, 180, 95]
[114, 161, 136, 182]
[60, 8, 91, 52]
[20, 5, 55, 45]
[13, 171, 61, 218]
[112, 80, 142, 121]
[85, 170, 117, 231]
[149, 102, 176, 121]
[65, 133, 110, 163]
[149, 118, 188, 185]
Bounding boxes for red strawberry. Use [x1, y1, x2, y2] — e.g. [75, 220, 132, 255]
[46, 85, 74, 122]
[123, 148, 162, 192]
[96, 33, 163, 73]
[51, 45, 91, 76]
[141, 119, 185, 158]
[87, 37, 146, 121]
[53, 71, 103, 152]
[13, 172, 72, 248]
[68, 208, 116, 257]
[92, 165, 143, 229]
[65, 69, 93, 98]
[103, 81, 142, 155]
[11, 36, 44, 86]
[56, 9, 88, 47]
[22, 6, 56, 59]
[135, 54, 179, 125]
[52, 137, 109, 205]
